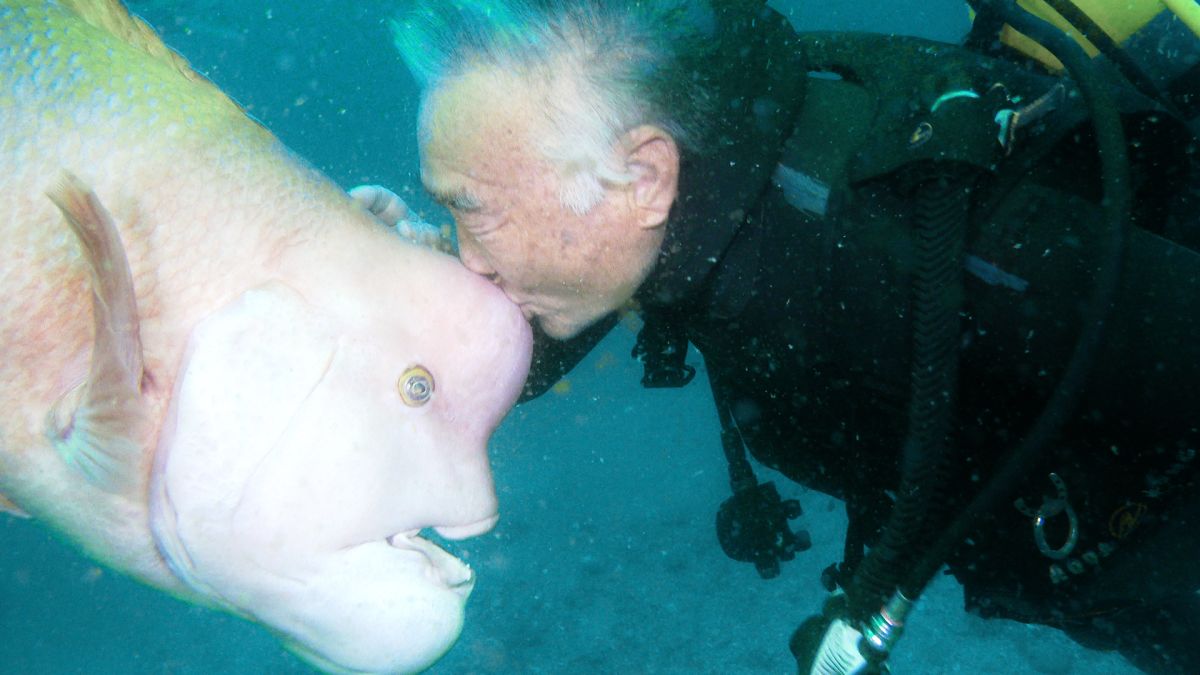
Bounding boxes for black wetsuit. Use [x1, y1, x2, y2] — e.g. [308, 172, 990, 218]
[522, 6, 1200, 674]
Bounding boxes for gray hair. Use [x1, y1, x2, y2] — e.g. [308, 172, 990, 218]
[392, 0, 718, 214]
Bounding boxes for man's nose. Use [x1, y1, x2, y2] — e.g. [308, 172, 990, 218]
[456, 236, 499, 281]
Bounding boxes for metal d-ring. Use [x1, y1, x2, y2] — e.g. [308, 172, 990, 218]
[1015, 472, 1079, 560]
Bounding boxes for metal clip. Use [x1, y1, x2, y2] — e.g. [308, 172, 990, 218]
[994, 83, 1066, 156]
[1014, 472, 1079, 560]
[908, 121, 934, 149]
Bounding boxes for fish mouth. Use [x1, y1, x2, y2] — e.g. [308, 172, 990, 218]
[386, 530, 475, 596]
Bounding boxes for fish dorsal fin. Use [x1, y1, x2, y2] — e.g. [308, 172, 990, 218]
[59, 0, 209, 85]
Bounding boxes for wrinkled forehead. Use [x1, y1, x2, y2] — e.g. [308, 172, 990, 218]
[419, 64, 551, 162]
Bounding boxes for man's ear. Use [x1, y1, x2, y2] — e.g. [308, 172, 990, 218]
[620, 125, 679, 230]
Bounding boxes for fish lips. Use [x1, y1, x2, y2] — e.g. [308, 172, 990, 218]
[150, 490, 481, 674]
[387, 529, 478, 594]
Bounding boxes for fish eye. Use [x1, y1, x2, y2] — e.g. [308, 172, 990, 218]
[398, 366, 434, 406]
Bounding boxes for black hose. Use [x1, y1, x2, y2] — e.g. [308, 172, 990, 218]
[901, 0, 1131, 600]
[847, 168, 971, 620]
[1040, 0, 1185, 118]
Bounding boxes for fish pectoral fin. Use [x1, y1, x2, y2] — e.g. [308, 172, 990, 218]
[44, 381, 145, 492]
[0, 493, 30, 519]
[45, 172, 147, 492]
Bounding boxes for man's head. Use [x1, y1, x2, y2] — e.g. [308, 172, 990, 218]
[393, 1, 716, 338]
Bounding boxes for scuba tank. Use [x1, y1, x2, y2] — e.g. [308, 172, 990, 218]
[968, 0, 1200, 124]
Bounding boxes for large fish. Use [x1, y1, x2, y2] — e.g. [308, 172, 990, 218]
[0, 1, 532, 672]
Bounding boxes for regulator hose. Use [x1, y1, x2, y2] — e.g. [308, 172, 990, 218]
[846, 166, 972, 621]
[901, 0, 1131, 602]
[1040, 0, 1183, 118]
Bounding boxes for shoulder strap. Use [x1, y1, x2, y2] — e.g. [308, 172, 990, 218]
[792, 32, 1087, 184]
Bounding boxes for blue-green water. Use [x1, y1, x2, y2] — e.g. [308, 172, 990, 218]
[0, 1, 1154, 673]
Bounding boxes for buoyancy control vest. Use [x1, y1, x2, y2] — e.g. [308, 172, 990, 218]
[695, 30, 1200, 658]
[517, 4, 1200, 650]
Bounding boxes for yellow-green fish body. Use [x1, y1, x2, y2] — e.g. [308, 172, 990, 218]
[1, 0, 355, 580]
[0, 2, 532, 672]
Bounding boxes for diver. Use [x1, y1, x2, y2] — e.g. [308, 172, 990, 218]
[371, 0, 1200, 672]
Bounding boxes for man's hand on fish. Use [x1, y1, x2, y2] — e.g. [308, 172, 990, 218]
[351, 184, 456, 254]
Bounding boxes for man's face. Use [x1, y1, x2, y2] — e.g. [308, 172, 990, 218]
[418, 69, 669, 339]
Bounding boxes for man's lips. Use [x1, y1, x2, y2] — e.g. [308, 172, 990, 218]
[504, 296, 533, 321]
[494, 286, 533, 320]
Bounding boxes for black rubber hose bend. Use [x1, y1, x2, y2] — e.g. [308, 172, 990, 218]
[1040, 0, 1183, 117]
[846, 167, 971, 621]
[901, 0, 1131, 600]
